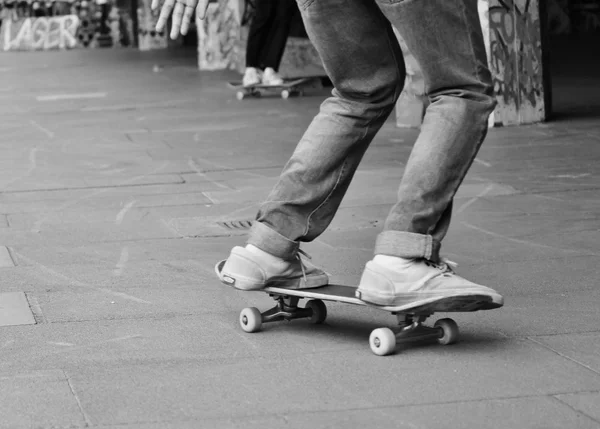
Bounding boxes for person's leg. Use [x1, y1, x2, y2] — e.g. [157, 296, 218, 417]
[243, 0, 275, 86]
[356, 0, 503, 307]
[260, 0, 296, 82]
[376, 0, 495, 260]
[245, 0, 275, 69]
[217, 0, 405, 290]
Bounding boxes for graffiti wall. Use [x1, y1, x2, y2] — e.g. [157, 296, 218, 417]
[196, 0, 324, 76]
[196, 0, 243, 71]
[396, 0, 546, 128]
[486, 0, 546, 125]
[0, 0, 134, 51]
[137, 0, 167, 50]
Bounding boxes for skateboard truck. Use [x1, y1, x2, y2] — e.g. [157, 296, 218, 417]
[369, 313, 459, 356]
[261, 296, 313, 323]
[239, 295, 328, 334]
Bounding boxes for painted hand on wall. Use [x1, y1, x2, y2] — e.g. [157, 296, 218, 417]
[152, 0, 209, 39]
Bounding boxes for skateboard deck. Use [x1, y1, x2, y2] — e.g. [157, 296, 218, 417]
[216, 261, 502, 356]
[227, 77, 316, 100]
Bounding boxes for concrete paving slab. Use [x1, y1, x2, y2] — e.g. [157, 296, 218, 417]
[0, 292, 35, 327]
[0, 246, 15, 268]
[533, 332, 600, 372]
[0, 370, 86, 429]
[556, 391, 600, 423]
[66, 339, 600, 426]
[87, 396, 600, 428]
[30, 283, 243, 323]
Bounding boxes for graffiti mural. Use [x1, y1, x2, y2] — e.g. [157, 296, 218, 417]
[0, 0, 134, 51]
[196, 0, 244, 71]
[137, 0, 167, 50]
[486, 0, 545, 125]
[1, 14, 79, 50]
[196, 0, 324, 76]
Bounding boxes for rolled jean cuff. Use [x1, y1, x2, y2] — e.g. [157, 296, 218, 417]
[374, 230, 440, 261]
[247, 221, 299, 260]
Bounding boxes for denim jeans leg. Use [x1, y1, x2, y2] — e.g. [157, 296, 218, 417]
[374, 0, 497, 262]
[247, 0, 406, 259]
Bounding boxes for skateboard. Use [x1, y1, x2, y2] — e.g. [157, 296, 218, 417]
[227, 77, 316, 101]
[216, 262, 502, 356]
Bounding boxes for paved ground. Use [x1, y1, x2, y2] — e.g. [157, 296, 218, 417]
[1, 45, 600, 428]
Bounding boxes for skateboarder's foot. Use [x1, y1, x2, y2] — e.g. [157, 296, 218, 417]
[243, 67, 261, 86]
[262, 68, 284, 86]
[356, 255, 504, 308]
[215, 245, 329, 291]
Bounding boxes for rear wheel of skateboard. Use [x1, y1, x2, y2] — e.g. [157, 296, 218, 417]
[281, 89, 290, 99]
[369, 328, 396, 356]
[236, 91, 245, 101]
[435, 318, 459, 345]
[240, 307, 262, 333]
[306, 299, 327, 324]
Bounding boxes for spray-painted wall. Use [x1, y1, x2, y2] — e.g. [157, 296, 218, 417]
[196, 0, 324, 77]
[0, 0, 135, 51]
[485, 0, 546, 125]
[136, 0, 167, 50]
[396, 0, 548, 128]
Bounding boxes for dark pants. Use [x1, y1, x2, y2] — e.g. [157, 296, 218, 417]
[245, 0, 297, 71]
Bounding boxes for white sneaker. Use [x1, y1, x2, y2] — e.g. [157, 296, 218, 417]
[242, 67, 261, 87]
[215, 246, 329, 291]
[262, 67, 284, 86]
[356, 257, 504, 309]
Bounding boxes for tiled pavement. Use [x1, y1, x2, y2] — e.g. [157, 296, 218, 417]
[1, 46, 600, 428]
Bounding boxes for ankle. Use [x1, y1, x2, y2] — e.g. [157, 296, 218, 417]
[373, 254, 415, 271]
[245, 244, 284, 263]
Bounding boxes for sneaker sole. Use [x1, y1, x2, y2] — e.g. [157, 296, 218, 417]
[357, 288, 503, 312]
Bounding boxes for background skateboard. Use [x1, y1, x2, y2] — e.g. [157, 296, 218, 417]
[227, 77, 318, 100]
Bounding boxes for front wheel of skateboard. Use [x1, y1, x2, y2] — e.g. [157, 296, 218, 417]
[369, 328, 396, 356]
[281, 89, 290, 99]
[236, 91, 245, 101]
[240, 307, 262, 333]
[434, 318, 459, 345]
[306, 299, 327, 324]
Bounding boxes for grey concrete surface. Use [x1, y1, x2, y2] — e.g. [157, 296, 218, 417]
[1, 46, 600, 428]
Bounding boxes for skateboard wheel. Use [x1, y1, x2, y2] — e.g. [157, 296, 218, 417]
[236, 91, 245, 101]
[281, 89, 290, 99]
[369, 328, 396, 356]
[239, 307, 262, 333]
[434, 318, 459, 345]
[306, 299, 327, 324]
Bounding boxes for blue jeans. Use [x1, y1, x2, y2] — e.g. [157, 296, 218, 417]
[247, 0, 496, 262]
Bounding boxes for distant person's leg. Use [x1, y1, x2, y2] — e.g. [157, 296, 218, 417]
[261, 0, 297, 85]
[243, 0, 276, 86]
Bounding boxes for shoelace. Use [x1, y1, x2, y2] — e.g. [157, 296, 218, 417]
[295, 249, 312, 283]
[424, 257, 457, 270]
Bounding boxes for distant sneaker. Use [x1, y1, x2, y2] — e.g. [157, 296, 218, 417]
[215, 245, 329, 291]
[356, 255, 504, 309]
[242, 67, 262, 87]
[262, 67, 284, 86]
